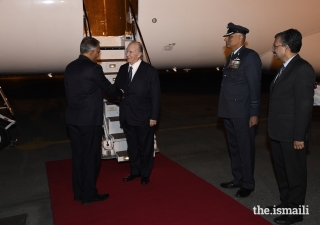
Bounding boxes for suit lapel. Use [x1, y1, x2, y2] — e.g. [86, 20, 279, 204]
[228, 46, 245, 63]
[276, 54, 300, 84]
[271, 55, 301, 94]
[236, 46, 245, 56]
[273, 66, 287, 85]
[270, 54, 300, 96]
[131, 61, 146, 84]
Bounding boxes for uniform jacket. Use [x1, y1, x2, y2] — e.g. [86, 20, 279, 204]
[218, 47, 262, 118]
[268, 54, 315, 142]
[115, 61, 161, 126]
[64, 55, 122, 126]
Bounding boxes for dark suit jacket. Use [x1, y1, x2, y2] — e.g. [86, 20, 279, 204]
[268, 54, 316, 142]
[115, 61, 161, 126]
[218, 47, 262, 118]
[64, 55, 122, 126]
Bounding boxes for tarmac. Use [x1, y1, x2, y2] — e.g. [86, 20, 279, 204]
[0, 70, 319, 225]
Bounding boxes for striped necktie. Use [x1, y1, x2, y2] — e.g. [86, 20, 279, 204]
[127, 66, 133, 86]
[273, 65, 285, 83]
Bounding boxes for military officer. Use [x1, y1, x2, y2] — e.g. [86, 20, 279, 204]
[218, 23, 262, 198]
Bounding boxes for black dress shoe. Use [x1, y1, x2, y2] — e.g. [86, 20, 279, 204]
[220, 181, 241, 189]
[235, 188, 253, 198]
[82, 193, 109, 205]
[74, 197, 81, 201]
[274, 215, 303, 225]
[141, 177, 149, 185]
[274, 215, 289, 224]
[123, 174, 139, 181]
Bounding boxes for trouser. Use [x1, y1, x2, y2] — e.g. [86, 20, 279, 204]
[224, 118, 255, 190]
[271, 140, 307, 208]
[68, 125, 102, 201]
[122, 121, 154, 177]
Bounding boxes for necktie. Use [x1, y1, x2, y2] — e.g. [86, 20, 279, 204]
[273, 65, 285, 83]
[127, 66, 133, 86]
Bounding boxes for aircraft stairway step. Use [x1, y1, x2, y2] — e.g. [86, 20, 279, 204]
[104, 101, 119, 117]
[111, 133, 126, 140]
[115, 150, 129, 162]
[94, 36, 125, 47]
[106, 116, 122, 134]
[99, 60, 127, 78]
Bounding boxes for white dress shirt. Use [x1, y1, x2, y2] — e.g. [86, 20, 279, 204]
[129, 59, 142, 80]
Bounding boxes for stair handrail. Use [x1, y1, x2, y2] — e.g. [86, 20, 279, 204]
[0, 86, 14, 116]
[128, 1, 151, 65]
[83, 0, 92, 37]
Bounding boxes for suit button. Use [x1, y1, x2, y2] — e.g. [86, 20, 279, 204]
[270, 99, 272, 102]
[220, 93, 222, 95]
[221, 84, 223, 87]
[234, 99, 237, 101]
[269, 111, 272, 114]
[224, 75, 226, 77]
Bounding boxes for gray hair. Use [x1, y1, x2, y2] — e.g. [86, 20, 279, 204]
[236, 33, 246, 42]
[130, 41, 143, 53]
[80, 37, 100, 54]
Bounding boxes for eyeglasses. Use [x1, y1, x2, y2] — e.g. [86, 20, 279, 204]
[92, 50, 101, 54]
[272, 44, 284, 50]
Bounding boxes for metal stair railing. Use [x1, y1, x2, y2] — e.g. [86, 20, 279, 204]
[128, 1, 151, 65]
[83, 0, 92, 37]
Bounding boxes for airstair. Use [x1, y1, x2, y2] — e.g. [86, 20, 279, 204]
[84, 1, 158, 162]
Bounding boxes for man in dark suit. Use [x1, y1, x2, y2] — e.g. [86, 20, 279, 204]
[64, 37, 123, 205]
[218, 23, 262, 198]
[115, 41, 161, 185]
[267, 29, 315, 225]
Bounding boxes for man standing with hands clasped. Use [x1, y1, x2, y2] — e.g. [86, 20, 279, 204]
[218, 23, 262, 198]
[115, 41, 161, 185]
[267, 29, 315, 225]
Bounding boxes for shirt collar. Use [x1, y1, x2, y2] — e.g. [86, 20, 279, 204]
[233, 45, 244, 55]
[129, 59, 142, 71]
[283, 54, 297, 67]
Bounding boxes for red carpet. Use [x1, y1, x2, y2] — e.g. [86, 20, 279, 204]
[46, 154, 271, 225]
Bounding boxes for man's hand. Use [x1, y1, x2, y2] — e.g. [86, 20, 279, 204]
[249, 116, 258, 127]
[294, 141, 305, 150]
[150, 120, 157, 127]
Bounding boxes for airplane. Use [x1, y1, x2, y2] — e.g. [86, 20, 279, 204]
[1, 0, 320, 154]
[0, 0, 320, 75]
